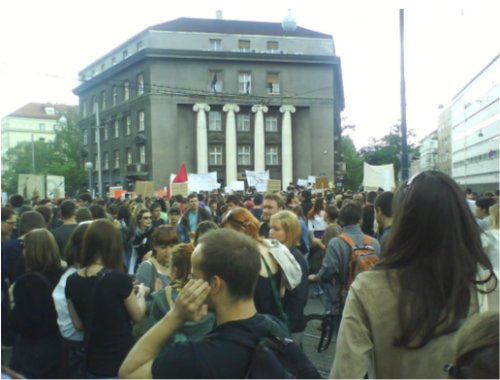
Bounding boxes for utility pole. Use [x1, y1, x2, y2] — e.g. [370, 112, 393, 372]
[95, 103, 103, 197]
[399, 8, 409, 181]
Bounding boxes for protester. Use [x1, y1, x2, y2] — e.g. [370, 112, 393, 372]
[259, 193, 285, 238]
[51, 200, 78, 256]
[445, 311, 499, 379]
[481, 203, 499, 273]
[178, 193, 213, 243]
[131, 209, 154, 273]
[65, 219, 148, 378]
[9, 229, 64, 378]
[330, 171, 498, 378]
[374, 191, 394, 251]
[193, 220, 219, 246]
[269, 210, 309, 347]
[52, 222, 90, 378]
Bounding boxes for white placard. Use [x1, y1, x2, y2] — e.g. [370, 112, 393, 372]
[246, 170, 269, 188]
[362, 162, 395, 191]
[188, 172, 218, 192]
[46, 175, 65, 199]
[307, 176, 316, 184]
[230, 181, 245, 191]
[297, 179, 309, 187]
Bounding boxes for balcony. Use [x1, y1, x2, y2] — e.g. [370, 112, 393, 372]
[126, 163, 149, 174]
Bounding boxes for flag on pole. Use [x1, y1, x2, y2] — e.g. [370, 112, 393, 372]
[211, 72, 218, 93]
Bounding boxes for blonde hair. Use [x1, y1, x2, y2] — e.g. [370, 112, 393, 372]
[270, 210, 301, 247]
[489, 203, 499, 229]
[23, 228, 61, 272]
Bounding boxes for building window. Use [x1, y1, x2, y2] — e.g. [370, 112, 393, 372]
[237, 114, 251, 132]
[123, 81, 129, 101]
[209, 70, 223, 92]
[265, 116, 278, 132]
[209, 39, 222, 51]
[238, 72, 251, 94]
[137, 73, 144, 95]
[123, 50, 128, 60]
[237, 145, 252, 165]
[126, 148, 132, 164]
[238, 40, 251, 52]
[209, 145, 223, 165]
[82, 101, 88, 117]
[103, 152, 109, 170]
[267, 41, 279, 52]
[101, 90, 107, 109]
[136, 41, 143, 51]
[138, 111, 145, 131]
[114, 150, 120, 168]
[126, 115, 131, 135]
[103, 124, 108, 141]
[208, 111, 222, 131]
[138, 144, 146, 164]
[267, 73, 280, 94]
[83, 129, 88, 145]
[114, 120, 119, 138]
[265, 145, 279, 165]
[112, 86, 117, 106]
[91, 96, 97, 114]
[39, 123, 45, 131]
[92, 127, 97, 142]
[100, 63, 105, 73]
[111, 57, 116, 66]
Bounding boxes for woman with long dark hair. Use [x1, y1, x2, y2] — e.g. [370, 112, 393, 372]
[331, 171, 498, 378]
[65, 219, 147, 378]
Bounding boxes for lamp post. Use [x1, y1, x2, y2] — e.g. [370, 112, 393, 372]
[94, 103, 103, 197]
[84, 161, 93, 192]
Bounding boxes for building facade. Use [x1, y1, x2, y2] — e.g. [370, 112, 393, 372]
[73, 16, 345, 192]
[449, 54, 500, 193]
[1, 103, 75, 171]
[419, 130, 439, 171]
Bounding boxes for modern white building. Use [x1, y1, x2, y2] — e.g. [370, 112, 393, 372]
[419, 130, 439, 171]
[1, 103, 76, 170]
[449, 54, 500, 193]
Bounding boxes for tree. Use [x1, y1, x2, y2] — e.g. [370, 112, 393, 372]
[1, 109, 86, 197]
[340, 135, 363, 191]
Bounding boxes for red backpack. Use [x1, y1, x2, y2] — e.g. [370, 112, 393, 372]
[338, 233, 379, 291]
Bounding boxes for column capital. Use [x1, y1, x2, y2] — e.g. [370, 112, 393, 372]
[223, 103, 240, 113]
[251, 104, 268, 114]
[280, 105, 296, 114]
[193, 103, 210, 113]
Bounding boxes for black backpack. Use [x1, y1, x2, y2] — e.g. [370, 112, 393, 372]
[212, 321, 321, 379]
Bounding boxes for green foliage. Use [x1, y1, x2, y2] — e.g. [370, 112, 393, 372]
[340, 135, 363, 190]
[1, 109, 86, 197]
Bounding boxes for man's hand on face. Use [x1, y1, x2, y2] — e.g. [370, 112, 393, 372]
[170, 279, 210, 323]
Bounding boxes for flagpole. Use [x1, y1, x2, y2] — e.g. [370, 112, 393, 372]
[96, 103, 103, 197]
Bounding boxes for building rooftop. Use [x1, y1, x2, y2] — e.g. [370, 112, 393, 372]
[149, 17, 332, 39]
[7, 102, 77, 120]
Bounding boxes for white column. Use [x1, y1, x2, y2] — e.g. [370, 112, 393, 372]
[223, 104, 240, 186]
[280, 105, 296, 190]
[251, 104, 268, 172]
[193, 103, 210, 174]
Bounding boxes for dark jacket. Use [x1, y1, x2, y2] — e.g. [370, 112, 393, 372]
[179, 207, 213, 240]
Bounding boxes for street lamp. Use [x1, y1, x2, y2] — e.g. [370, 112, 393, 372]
[85, 161, 93, 193]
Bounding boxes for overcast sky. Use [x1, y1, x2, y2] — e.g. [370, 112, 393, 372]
[1, 0, 499, 149]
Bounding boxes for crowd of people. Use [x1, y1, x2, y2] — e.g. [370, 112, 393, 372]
[1, 171, 499, 378]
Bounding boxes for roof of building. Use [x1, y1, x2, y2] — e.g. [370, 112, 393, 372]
[149, 17, 332, 39]
[8, 102, 77, 120]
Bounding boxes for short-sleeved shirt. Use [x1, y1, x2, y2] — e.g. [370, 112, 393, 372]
[51, 224, 78, 256]
[151, 313, 288, 379]
[65, 270, 134, 377]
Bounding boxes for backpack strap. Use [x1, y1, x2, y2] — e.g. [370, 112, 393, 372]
[362, 235, 373, 246]
[338, 233, 356, 249]
[260, 256, 290, 332]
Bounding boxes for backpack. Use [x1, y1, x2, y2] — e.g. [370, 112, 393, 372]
[338, 233, 379, 290]
[212, 317, 321, 379]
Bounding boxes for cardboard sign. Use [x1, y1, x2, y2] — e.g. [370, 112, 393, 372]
[18, 174, 45, 199]
[135, 181, 155, 197]
[267, 179, 281, 193]
[46, 175, 65, 199]
[315, 176, 329, 189]
[171, 182, 189, 197]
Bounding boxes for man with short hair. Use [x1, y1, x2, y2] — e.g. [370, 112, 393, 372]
[475, 197, 497, 231]
[259, 193, 285, 238]
[179, 193, 213, 242]
[119, 229, 319, 379]
[361, 191, 377, 236]
[250, 193, 264, 221]
[374, 192, 394, 250]
[309, 201, 381, 315]
[150, 202, 165, 230]
[51, 200, 78, 255]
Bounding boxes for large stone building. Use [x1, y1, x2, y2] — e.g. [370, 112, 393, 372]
[449, 54, 499, 193]
[1, 102, 76, 172]
[73, 14, 345, 192]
